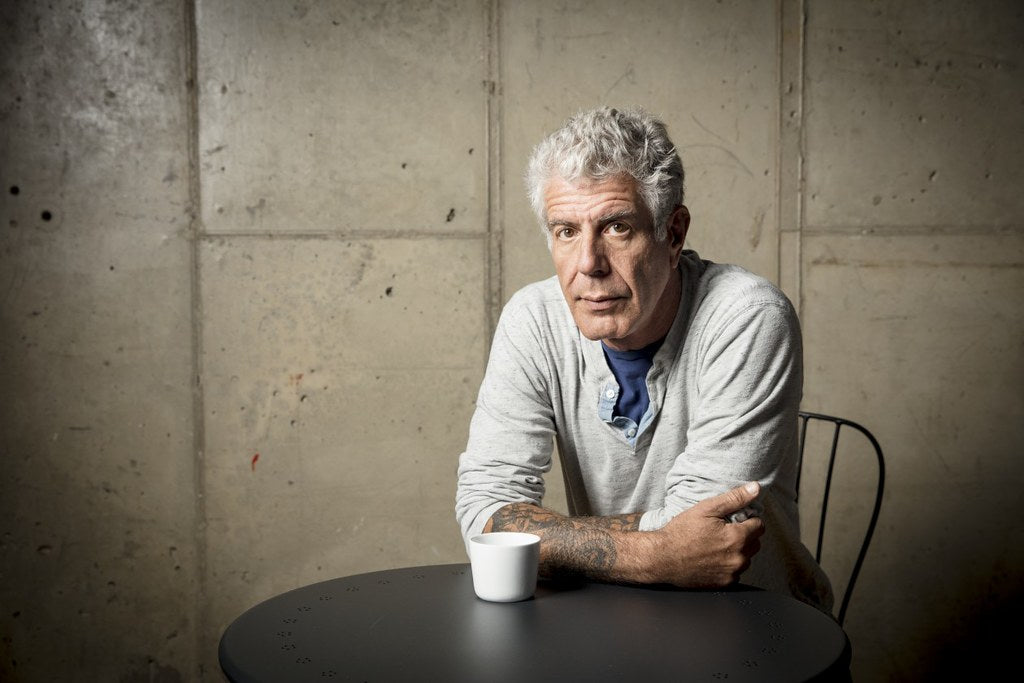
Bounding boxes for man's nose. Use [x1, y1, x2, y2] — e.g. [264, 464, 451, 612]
[577, 232, 608, 276]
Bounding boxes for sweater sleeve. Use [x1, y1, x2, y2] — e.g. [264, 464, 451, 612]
[455, 298, 558, 545]
[639, 294, 803, 530]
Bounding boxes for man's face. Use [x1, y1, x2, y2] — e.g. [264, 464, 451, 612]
[544, 174, 689, 351]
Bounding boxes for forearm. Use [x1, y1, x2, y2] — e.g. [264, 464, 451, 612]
[484, 503, 663, 584]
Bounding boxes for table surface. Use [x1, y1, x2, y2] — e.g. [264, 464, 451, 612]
[219, 563, 851, 682]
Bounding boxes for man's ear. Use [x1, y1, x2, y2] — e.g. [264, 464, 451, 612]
[667, 205, 690, 263]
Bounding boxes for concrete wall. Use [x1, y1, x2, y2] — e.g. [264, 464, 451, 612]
[1, 1, 1020, 680]
[796, 2, 1023, 678]
[1, 1, 198, 679]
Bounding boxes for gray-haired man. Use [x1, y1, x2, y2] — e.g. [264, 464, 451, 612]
[456, 107, 832, 610]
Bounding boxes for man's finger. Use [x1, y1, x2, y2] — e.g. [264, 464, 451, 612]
[738, 516, 766, 539]
[697, 481, 761, 517]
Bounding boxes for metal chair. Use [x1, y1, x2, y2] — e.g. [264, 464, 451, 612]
[796, 411, 885, 626]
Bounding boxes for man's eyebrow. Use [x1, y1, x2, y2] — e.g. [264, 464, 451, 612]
[546, 209, 638, 230]
[546, 217, 576, 230]
[597, 209, 639, 224]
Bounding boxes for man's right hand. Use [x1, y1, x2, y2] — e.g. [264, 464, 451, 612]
[645, 482, 765, 588]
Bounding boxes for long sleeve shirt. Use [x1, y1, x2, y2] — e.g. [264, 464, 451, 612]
[455, 250, 833, 610]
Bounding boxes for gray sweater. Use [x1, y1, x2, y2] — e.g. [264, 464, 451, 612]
[455, 250, 833, 610]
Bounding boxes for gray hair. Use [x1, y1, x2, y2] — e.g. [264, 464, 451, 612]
[525, 106, 684, 241]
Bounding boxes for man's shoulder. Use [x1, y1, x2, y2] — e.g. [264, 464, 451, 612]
[502, 275, 570, 322]
[679, 256, 801, 360]
[497, 275, 574, 337]
[694, 258, 793, 312]
[491, 276, 580, 365]
[506, 275, 564, 307]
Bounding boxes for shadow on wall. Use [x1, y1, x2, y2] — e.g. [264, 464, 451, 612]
[916, 587, 1020, 679]
[884, 491, 1023, 681]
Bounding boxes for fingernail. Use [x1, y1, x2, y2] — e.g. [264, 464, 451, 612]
[744, 482, 759, 494]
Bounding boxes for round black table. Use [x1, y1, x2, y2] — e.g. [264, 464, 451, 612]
[219, 563, 850, 682]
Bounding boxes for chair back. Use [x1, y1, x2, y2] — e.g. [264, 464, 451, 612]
[796, 411, 885, 626]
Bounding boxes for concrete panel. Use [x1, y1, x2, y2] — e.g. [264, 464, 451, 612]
[200, 236, 484, 660]
[500, 0, 782, 297]
[801, 232, 1024, 680]
[0, 1, 196, 681]
[804, 1, 1024, 230]
[196, 0, 489, 235]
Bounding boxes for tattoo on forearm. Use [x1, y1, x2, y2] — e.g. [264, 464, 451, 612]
[487, 504, 642, 579]
[584, 513, 642, 532]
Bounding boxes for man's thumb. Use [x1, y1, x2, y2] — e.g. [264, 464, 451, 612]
[701, 481, 760, 517]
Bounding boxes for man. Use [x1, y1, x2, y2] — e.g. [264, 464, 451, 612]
[455, 107, 832, 610]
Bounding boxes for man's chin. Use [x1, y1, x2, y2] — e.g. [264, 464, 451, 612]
[574, 320, 624, 343]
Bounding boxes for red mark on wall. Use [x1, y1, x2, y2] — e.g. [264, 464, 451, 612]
[251, 453, 259, 471]
[289, 373, 304, 386]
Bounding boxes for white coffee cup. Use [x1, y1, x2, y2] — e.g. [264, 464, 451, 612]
[469, 532, 541, 602]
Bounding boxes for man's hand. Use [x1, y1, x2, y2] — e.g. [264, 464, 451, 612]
[484, 482, 765, 589]
[645, 482, 765, 588]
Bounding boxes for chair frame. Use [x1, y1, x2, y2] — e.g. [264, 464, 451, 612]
[796, 411, 885, 626]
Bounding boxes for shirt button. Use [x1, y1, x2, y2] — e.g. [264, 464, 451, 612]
[626, 428, 637, 438]
[605, 389, 615, 399]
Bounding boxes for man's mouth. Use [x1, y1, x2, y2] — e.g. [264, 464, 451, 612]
[578, 295, 624, 311]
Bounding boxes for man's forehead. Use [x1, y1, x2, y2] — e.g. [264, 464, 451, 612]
[543, 174, 644, 221]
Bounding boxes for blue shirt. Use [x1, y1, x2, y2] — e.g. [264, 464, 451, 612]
[600, 338, 663, 443]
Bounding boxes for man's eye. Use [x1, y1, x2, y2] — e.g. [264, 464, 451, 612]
[555, 227, 576, 240]
[606, 222, 630, 235]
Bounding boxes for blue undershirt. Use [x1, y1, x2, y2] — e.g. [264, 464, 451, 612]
[601, 338, 663, 428]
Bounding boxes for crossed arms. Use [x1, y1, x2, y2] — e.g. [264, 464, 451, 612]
[483, 483, 765, 588]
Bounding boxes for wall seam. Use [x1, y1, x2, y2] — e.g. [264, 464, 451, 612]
[485, 0, 503, 358]
[775, 0, 784, 288]
[197, 231, 488, 241]
[183, 0, 208, 678]
[803, 225, 1021, 236]
[796, 0, 807, 320]
[777, 0, 805, 312]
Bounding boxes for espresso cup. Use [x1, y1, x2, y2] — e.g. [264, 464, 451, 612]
[469, 532, 541, 602]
